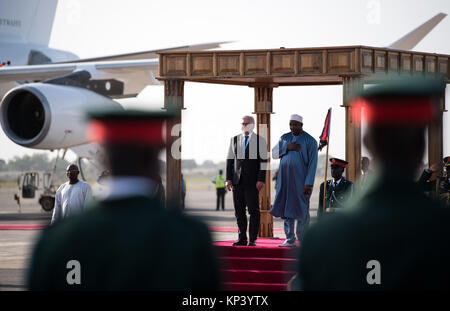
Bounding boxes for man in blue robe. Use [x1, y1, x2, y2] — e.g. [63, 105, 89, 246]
[270, 114, 318, 247]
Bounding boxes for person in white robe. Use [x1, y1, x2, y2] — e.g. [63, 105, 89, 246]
[51, 164, 92, 224]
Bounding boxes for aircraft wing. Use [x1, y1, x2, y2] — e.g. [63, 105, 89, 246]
[0, 59, 159, 97]
[0, 41, 231, 96]
[0, 64, 76, 81]
[57, 41, 231, 63]
[388, 13, 447, 50]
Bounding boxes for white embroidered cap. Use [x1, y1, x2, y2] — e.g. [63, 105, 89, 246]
[290, 114, 303, 123]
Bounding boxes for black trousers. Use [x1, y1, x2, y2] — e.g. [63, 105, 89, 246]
[232, 184, 260, 242]
[216, 188, 225, 210]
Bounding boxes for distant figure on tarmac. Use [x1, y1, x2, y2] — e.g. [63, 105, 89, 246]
[28, 110, 221, 290]
[212, 169, 226, 210]
[270, 114, 318, 247]
[51, 164, 92, 224]
[297, 77, 450, 290]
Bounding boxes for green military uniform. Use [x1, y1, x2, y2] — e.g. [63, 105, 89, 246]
[28, 109, 221, 291]
[440, 177, 450, 208]
[299, 174, 450, 290]
[28, 196, 221, 290]
[418, 169, 448, 201]
[318, 177, 354, 218]
[418, 157, 450, 208]
[442, 157, 450, 207]
[296, 77, 450, 290]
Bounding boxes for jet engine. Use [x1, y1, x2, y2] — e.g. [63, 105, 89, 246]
[0, 83, 122, 149]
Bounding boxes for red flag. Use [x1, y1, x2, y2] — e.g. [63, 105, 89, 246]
[318, 108, 332, 151]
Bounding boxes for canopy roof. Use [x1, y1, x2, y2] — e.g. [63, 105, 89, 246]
[157, 45, 450, 86]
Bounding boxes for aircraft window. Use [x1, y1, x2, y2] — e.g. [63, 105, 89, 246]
[23, 173, 39, 188]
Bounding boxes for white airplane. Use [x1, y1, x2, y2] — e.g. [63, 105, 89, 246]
[0, 0, 446, 171]
[0, 0, 228, 171]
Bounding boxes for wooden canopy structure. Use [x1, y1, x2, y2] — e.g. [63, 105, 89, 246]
[157, 45, 449, 237]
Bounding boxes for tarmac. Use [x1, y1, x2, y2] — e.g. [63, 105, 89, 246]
[0, 187, 319, 291]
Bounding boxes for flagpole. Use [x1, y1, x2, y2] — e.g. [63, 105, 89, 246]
[319, 108, 331, 216]
[322, 138, 329, 214]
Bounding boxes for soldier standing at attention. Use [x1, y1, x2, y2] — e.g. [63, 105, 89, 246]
[418, 156, 450, 207]
[297, 76, 450, 290]
[318, 158, 354, 218]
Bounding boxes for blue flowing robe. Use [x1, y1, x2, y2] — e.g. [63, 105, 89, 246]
[270, 131, 318, 223]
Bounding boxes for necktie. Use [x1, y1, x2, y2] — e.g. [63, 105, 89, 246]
[243, 135, 249, 153]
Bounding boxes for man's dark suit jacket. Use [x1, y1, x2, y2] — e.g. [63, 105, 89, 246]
[28, 196, 221, 290]
[226, 133, 267, 186]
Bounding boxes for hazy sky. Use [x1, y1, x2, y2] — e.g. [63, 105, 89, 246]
[0, 0, 449, 165]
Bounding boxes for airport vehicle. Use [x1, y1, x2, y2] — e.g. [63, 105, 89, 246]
[0, 0, 446, 167]
[13, 149, 68, 212]
[14, 170, 56, 212]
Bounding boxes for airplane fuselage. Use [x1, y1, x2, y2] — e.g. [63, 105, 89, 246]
[0, 42, 78, 67]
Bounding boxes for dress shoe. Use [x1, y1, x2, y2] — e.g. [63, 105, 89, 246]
[278, 240, 296, 247]
[232, 240, 247, 246]
[248, 241, 256, 246]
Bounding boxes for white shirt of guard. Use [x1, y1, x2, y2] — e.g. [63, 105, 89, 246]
[51, 180, 92, 224]
[99, 176, 158, 201]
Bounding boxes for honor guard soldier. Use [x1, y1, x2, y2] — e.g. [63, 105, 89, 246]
[28, 109, 221, 290]
[296, 76, 450, 290]
[439, 156, 450, 207]
[418, 156, 450, 207]
[318, 158, 354, 218]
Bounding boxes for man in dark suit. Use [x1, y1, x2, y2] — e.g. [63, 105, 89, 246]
[318, 158, 354, 218]
[28, 110, 221, 290]
[297, 76, 450, 290]
[226, 115, 267, 246]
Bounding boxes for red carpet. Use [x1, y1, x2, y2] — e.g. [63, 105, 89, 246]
[0, 224, 47, 230]
[210, 227, 284, 234]
[0, 225, 283, 233]
[215, 238, 299, 291]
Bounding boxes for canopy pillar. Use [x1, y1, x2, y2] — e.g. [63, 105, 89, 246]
[253, 85, 275, 238]
[343, 76, 363, 183]
[164, 80, 184, 211]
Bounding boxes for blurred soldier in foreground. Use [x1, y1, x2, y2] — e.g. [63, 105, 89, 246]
[297, 77, 450, 290]
[28, 110, 221, 290]
[317, 158, 354, 218]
